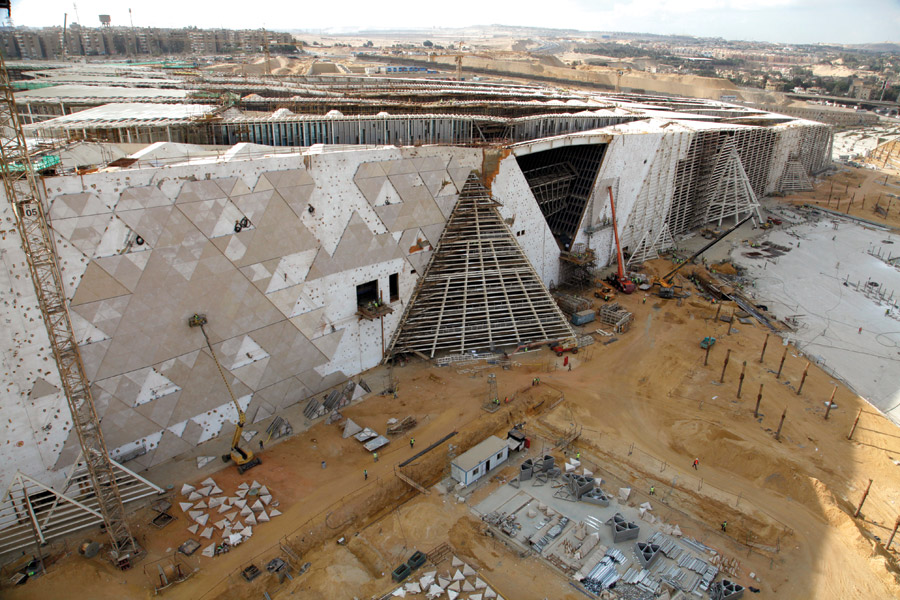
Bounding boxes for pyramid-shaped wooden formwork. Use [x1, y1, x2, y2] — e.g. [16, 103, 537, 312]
[778, 159, 814, 193]
[0, 455, 164, 555]
[703, 145, 762, 227]
[387, 174, 575, 358]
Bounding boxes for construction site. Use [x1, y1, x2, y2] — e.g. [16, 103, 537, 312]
[2, 19, 900, 600]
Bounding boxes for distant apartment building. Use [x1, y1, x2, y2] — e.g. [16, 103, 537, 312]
[77, 27, 108, 56]
[12, 30, 44, 60]
[0, 26, 293, 59]
[849, 79, 874, 100]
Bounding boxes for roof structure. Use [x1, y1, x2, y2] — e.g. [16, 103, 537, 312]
[452, 436, 509, 473]
[29, 102, 217, 126]
[15, 85, 191, 100]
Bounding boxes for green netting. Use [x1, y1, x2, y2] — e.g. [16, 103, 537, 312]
[7, 154, 61, 172]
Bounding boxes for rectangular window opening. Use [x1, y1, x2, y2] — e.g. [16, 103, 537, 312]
[389, 273, 399, 303]
[356, 279, 379, 305]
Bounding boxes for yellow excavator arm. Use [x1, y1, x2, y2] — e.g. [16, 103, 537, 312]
[188, 314, 260, 474]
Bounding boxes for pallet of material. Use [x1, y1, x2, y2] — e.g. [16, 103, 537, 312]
[553, 292, 592, 316]
[596, 303, 633, 333]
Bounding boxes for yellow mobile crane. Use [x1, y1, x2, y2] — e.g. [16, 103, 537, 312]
[188, 314, 261, 474]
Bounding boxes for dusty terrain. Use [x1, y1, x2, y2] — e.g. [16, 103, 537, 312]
[5, 172, 900, 599]
[783, 165, 900, 229]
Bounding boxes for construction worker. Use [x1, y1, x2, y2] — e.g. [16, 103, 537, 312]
[321, 460, 326, 469]
[576, 451, 581, 460]
[409, 438, 415, 449]
[721, 521, 727, 532]
[649, 485, 655, 496]
[693, 458, 700, 470]
[258, 440, 264, 451]
[373, 452, 378, 462]
[364, 469, 368, 481]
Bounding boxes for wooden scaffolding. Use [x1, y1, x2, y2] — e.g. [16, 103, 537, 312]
[778, 158, 814, 193]
[703, 145, 762, 227]
[387, 173, 575, 358]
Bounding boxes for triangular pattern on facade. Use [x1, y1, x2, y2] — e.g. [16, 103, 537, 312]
[778, 159, 814, 193]
[0, 456, 164, 555]
[703, 146, 762, 227]
[387, 173, 575, 358]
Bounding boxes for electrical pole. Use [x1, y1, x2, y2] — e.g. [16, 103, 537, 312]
[754, 384, 764, 418]
[776, 346, 788, 379]
[854, 479, 873, 518]
[825, 386, 837, 420]
[775, 408, 786, 441]
[797, 361, 810, 395]
[760, 333, 769, 363]
[719, 349, 731, 383]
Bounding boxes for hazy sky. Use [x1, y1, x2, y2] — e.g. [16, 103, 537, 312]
[7, 0, 900, 45]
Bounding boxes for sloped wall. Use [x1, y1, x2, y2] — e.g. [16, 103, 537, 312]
[0, 146, 483, 489]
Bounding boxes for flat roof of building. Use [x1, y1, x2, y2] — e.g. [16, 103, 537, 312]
[24, 102, 218, 127]
[15, 85, 191, 101]
[452, 435, 508, 473]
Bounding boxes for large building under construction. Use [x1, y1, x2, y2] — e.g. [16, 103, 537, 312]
[0, 68, 832, 543]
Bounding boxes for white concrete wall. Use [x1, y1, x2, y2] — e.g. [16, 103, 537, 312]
[0, 203, 73, 489]
[0, 144, 487, 492]
[0, 118, 832, 492]
[492, 155, 562, 286]
[579, 131, 664, 267]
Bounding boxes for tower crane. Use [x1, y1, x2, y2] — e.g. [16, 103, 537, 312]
[0, 39, 138, 565]
[188, 314, 261, 474]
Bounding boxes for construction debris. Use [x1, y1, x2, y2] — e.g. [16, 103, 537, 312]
[387, 416, 418, 436]
[597, 303, 634, 333]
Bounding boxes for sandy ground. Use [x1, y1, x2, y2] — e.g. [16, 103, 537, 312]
[5, 171, 900, 599]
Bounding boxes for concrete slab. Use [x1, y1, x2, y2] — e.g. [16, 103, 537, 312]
[731, 219, 900, 423]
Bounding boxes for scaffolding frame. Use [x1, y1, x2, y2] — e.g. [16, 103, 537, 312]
[623, 133, 688, 266]
[668, 128, 777, 236]
[387, 173, 575, 358]
[517, 144, 607, 250]
[703, 145, 762, 227]
[0, 456, 163, 557]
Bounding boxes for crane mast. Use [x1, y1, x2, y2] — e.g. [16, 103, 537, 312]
[0, 49, 138, 564]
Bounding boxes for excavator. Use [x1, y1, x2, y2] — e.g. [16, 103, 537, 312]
[605, 186, 636, 294]
[188, 314, 261, 474]
[653, 214, 754, 299]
